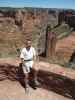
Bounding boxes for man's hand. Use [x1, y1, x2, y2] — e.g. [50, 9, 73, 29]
[21, 58, 24, 63]
[33, 55, 37, 61]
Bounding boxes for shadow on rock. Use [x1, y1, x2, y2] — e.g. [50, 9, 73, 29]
[0, 63, 75, 99]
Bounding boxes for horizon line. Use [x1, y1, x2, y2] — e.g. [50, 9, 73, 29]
[0, 6, 75, 10]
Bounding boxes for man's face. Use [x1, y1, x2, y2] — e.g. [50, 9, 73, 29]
[26, 41, 31, 48]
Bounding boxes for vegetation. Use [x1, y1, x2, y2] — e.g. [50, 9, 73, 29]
[52, 23, 73, 39]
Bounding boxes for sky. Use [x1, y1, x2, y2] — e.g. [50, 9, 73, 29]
[0, 0, 75, 9]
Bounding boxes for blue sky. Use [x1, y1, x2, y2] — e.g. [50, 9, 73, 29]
[0, 0, 75, 9]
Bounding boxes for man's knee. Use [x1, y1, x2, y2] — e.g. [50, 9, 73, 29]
[33, 62, 39, 71]
[24, 73, 29, 79]
[34, 66, 39, 72]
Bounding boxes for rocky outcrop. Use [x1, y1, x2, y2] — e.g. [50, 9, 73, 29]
[0, 7, 75, 57]
[56, 31, 75, 62]
[58, 10, 75, 28]
[0, 8, 59, 57]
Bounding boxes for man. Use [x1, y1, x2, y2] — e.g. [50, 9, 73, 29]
[20, 40, 39, 92]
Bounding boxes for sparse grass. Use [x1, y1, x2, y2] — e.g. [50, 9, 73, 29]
[52, 23, 73, 39]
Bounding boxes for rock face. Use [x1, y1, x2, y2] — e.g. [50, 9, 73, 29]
[56, 31, 75, 62]
[0, 7, 59, 57]
[0, 7, 75, 57]
[58, 10, 75, 27]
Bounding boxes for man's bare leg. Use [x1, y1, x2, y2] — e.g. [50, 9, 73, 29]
[34, 70, 40, 86]
[24, 73, 29, 93]
[33, 63, 40, 88]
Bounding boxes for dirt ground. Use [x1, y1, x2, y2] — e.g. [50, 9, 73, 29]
[0, 80, 71, 100]
[0, 58, 75, 100]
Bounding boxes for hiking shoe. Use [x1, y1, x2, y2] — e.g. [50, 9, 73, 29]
[25, 85, 29, 94]
[34, 80, 40, 87]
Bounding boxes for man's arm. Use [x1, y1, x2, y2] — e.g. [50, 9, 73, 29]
[20, 49, 24, 63]
[33, 48, 38, 61]
[33, 54, 37, 61]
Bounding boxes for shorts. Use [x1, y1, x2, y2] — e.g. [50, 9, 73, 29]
[22, 61, 34, 74]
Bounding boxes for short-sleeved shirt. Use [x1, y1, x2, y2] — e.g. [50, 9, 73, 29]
[20, 46, 36, 60]
[20, 47, 36, 73]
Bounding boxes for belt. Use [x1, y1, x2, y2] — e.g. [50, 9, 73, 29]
[24, 59, 33, 61]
